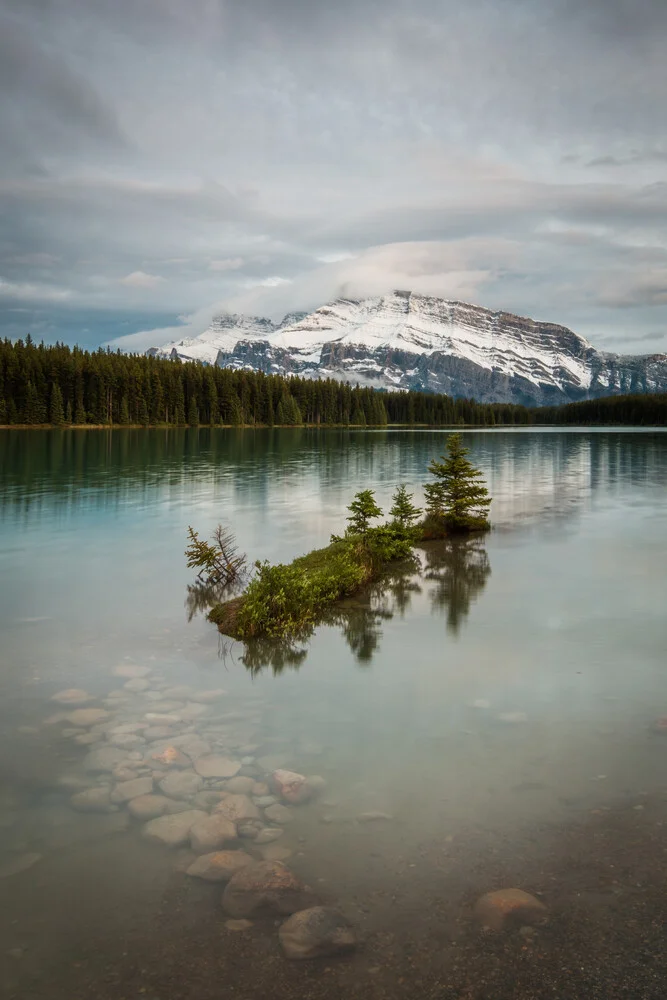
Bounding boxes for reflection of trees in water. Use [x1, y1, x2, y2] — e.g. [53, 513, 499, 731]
[422, 537, 491, 635]
[238, 635, 309, 675]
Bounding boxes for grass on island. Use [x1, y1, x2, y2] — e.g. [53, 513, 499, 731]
[200, 433, 492, 641]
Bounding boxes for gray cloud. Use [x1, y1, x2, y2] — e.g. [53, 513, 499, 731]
[0, 0, 665, 353]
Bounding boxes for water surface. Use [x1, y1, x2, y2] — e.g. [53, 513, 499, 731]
[1, 428, 666, 999]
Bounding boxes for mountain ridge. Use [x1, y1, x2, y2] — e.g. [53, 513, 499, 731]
[147, 291, 667, 406]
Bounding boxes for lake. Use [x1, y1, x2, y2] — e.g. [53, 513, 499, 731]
[1, 427, 666, 999]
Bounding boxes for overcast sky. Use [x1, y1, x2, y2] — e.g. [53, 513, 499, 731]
[1, 0, 666, 353]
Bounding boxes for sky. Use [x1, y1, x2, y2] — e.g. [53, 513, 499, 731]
[1, 0, 666, 354]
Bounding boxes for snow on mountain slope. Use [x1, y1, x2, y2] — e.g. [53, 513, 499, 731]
[148, 291, 667, 406]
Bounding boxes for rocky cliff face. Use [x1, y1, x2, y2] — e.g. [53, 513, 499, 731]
[148, 291, 667, 406]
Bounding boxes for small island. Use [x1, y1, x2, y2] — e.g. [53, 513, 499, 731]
[192, 434, 492, 641]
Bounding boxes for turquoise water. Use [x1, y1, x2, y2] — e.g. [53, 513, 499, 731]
[1, 427, 666, 998]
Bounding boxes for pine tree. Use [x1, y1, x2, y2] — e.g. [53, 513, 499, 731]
[49, 382, 65, 425]
[120, 396, 130, 424]
[65, 400, 73, 424]
[389, 484, 422, 530]
[188, 395, 199, 426]
[423, 433, 491, 532]
[346, 490, 383, 536]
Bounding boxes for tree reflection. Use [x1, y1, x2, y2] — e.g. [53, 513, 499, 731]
[422, 536, 491, 634]
[206, 544, 490, 675]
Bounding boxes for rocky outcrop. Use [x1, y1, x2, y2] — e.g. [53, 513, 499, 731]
[149, 292, 667, 406]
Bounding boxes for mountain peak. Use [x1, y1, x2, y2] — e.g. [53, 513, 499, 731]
[148, 293, 667, 405]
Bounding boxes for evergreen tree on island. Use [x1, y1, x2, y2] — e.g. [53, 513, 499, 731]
[423, 433, 491, 533]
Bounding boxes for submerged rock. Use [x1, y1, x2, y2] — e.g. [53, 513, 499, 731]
[270, 770, 312, 805]
[224, 918, 253, 931]
[474, 889, 548, 932]
[255, 826, 284, 844]
[142, 810, 208, 847]
[51, 688, 94, 706]
[65, 708, 111, 728]
[221, 861, 316, 918]
[279, 907, 356, 960]
[190, 814, 237, 853]
[158, 770, 203, 800]
[123, 678, 150, 693]
[83, 747, 129, 773]
[357, 811, 393, 823]
[225, 776, 256, 794]
[194, 755, 242, 779]
[112, 664, 151, 679]
[110, 777, 154, 804]
[70, 786, 116, 813]
[190, 689, 226, 703]
[259, 844, 293, 862]
[215, 794, 261, 823]
[127, 794, 174, 820]
[187, 850, 255, 882]
[148, 746, 192, 769]
[264, 803, 293, 825]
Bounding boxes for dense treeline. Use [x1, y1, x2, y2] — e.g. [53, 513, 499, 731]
[0, 337, 526, 426]
[534, 393, 667, 426]
[1, 337, 666, 427]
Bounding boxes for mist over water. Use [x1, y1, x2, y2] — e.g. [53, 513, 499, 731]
[1, 427, 666, 998]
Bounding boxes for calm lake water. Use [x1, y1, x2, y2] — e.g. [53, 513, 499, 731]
[1, 427, 666, 999]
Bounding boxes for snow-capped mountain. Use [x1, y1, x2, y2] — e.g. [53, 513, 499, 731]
[147, 291, 667, 405]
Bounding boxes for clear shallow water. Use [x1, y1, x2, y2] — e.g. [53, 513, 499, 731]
[1, 427, 667, 998]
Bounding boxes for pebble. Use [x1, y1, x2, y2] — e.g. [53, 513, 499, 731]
[259, 844, 293, 862]
[215, 794, 261, 823]
[357, 811, 393, 822]
[221, 861, 316, 918]
[112, 664, 151, 678]
[158, 770, 203, 800]
[187, 851, 255, 882]
[51, 689, 94, 706]
[264, 803, 293, 824]
[142, 810, 208, 847]
[224, 919, 253, 931]
[83, 747, 129, 773]
[496, 712, 528, 724]
[474, 889, 548, 932]
[190, 814, 237, 853]
[279, 906, 356, 960]
[190, 689, 226, 703]
[65, 708, 111, 728]
[127, 794, 174, 820]
[255, 826, 284, 844]
[254, 795, 277, 807]
[225, 776, 256, 794]
[271, 769, 312, 805]
[194, 755, 242, 779]
[110, 776, 154, 804]
[70, 786, 116, 813]
[123, 678, 150, 693]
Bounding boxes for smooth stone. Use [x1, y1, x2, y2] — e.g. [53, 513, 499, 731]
[145, 713, 181, 724]
[83, 747, 129, 773]
[51, 688, 94, 706]
[237, 820, 263, 840]
[159, 771, 203, 800]
[127, 794, 174, 820]
[147, 746, 192, 769]
[221, 861, 316, 918]
[306, 775, 327, 794]
[187, 851, 256, 882]
[474, 889, 548, 932]
[171, 737, 212, 759]
[255, 826, 284, 844]
[279, 907, 356, 960]
[113, 664, 151, 678]
[194, 756, 242, 779]
[193, 791, 225, 809]
[74, 733, 98, 745]
[357, 811, 393, 822]
[123, 678, 150, 693]
[109, 734, 145, 749]
[180, 702, 209, 720]
[190, 814, 238, 853]
[225, 776, 255, 794]
[496, 712, 528, 724]
[143, 726, 176, 741]
[260, 844, 293, 862]
[109, 723, 146, 735]
[146, 701, 185, 714]
[111, 766, 139, 782]
[65, 709, 111, 728]
[215, 794, 261, 823]
[252, 782, 269, 796]
[271, 769, 312, 805]
[264, 803, 293, 825]
[110, 777, 154, 804]
[225, 919, 253, 931]
[142, 810, 208, 847]
[0, 853, 42, 879]
[253, 795, 277, 807]
[70, 786, 115, 813]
